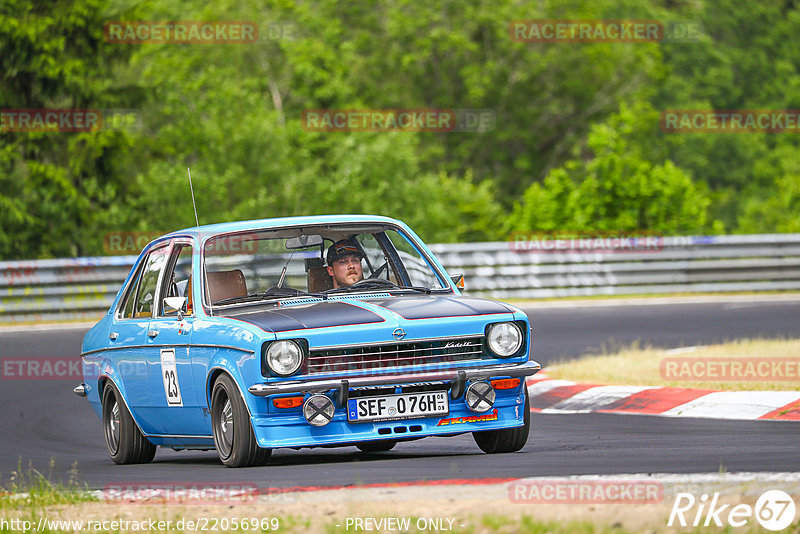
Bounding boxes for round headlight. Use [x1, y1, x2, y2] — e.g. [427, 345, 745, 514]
[266, 340, 303, 376]
[486, 322, 523, 357]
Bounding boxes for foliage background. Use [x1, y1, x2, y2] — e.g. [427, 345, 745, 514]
[2, 0, 799, 259]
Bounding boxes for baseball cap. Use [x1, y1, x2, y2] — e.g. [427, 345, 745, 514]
[327, 238, 364, 265]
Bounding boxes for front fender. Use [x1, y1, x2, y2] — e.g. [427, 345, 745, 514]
[205, 349, 264, 421]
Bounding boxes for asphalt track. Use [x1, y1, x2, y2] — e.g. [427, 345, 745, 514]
[1, 298, 798, 489]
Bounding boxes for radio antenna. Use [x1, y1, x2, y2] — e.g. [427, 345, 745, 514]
[188, 168, 212, 316]
[188, 167, 200, 228]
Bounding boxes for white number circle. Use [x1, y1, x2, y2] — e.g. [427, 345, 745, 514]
[755, 490, 796, 531]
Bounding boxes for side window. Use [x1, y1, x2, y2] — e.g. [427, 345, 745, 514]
[160, 244, 193, 317]
[357, 233, 392, 281]
[120, 263, 145, 319]
[132, 246, 169, 318]
[385, 230, 447, 289]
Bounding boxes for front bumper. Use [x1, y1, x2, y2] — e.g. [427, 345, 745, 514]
[251, 391, 528, 449]
[248, 360, 541, 397]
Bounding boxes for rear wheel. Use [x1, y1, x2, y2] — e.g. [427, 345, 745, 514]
[472, 392, 530, 454]
[356, 440, 397, 452]
[102, 383, 156, 464]
[211, 374, 271, 467]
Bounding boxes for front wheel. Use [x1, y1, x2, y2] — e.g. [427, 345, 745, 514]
[211, 374, 271, 467]
[102, 383, 156, 464]
[472, 392, 530, 454]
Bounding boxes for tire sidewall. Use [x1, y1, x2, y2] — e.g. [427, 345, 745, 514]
[211, 374, 259, 467]
[102, 384, 123, 460]
[211, 378, 237, 463]
[473, 389, 531, 453]
[101, 381, 155, 464]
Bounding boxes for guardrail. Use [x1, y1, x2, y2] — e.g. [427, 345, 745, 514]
[430, 233, 800, 299]
[1, 234, 799, 323]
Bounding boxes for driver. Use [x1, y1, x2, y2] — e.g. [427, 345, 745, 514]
[326, 238, 365, 288]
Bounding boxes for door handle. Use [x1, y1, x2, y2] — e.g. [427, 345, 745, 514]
[147, 329, 159, 338]
[109, 332, 119, 341]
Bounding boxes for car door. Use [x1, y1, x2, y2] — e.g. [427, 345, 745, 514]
[108, 243, 170, 435]
[145, 239, 209, 436]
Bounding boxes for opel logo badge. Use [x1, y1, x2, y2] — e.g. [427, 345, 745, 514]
[392, 328, 406, 340]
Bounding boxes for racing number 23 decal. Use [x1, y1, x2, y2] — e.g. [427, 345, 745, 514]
[160, 349, 183, 406]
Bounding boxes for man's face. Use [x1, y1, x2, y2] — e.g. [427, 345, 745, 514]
[327, 254, 364, 288]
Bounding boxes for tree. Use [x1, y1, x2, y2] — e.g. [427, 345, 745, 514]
[0, 0, 139, 258]
[509, 103, 710, 234]
[738, 144, 800, 233]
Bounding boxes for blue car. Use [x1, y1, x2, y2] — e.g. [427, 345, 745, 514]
[75, 215, 540, 467]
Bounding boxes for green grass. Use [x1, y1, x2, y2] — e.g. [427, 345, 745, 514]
[0, 460, 96, 510]
[547, 338, 800, 391]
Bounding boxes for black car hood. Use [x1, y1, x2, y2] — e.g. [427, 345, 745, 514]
[367, 295, 514, 320]
[222, 300, 385, 333]
[220, 295, 515, 333]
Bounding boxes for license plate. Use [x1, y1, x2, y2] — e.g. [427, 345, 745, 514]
[347, 391, 449, 423]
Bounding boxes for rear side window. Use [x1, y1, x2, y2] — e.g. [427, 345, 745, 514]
[119, 246, 169, 319]
[121, 264, 145, 319]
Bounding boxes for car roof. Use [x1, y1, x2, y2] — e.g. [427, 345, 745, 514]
[161, 214, 405, 240]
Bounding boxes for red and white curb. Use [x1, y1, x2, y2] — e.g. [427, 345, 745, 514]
[527, 374, 800, 421]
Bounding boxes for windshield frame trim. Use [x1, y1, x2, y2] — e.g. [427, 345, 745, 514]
[200, 222, 454, 311]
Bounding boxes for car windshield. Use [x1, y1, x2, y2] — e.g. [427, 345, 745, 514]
[202, 224, 449, 306]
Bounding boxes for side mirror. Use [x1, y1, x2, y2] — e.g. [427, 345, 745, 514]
[164, 296, 187, 320]
[450, 273, 465, 290]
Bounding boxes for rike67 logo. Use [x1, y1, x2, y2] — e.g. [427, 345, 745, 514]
[669, 490, 797, 531]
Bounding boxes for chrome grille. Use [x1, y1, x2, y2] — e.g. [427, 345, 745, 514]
[308, 337, 485, 374]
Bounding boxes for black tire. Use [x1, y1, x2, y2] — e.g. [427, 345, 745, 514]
[355, 440, 397, 452]
[472, 392, 531, 454]
[102, 382, 156, 465]
[211, 374, 271, 468]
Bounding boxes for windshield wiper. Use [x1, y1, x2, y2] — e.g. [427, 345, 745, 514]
[325, 278, 399, 294]
[393, 285, 433, 294]
[212, 293, 279, 306]
[262, 286, 328, 299]
[213, 287, 328, 306]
